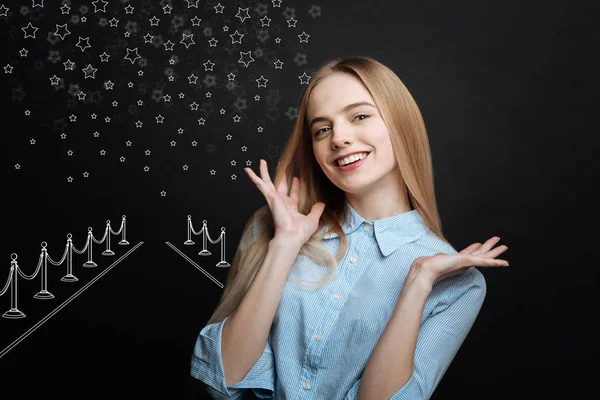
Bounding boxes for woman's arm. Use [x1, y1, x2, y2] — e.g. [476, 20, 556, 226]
[222, 235, 302, 386]
[357, 267, 432, 399]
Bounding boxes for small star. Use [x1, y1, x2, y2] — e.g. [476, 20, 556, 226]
[22, 22, 39, 39]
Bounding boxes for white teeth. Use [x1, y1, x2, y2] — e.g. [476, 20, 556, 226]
[337, 152, 368, 166]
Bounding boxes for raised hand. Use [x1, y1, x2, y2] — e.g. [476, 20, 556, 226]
[410, 236, 509, 288]
[244, 159, 326, 247]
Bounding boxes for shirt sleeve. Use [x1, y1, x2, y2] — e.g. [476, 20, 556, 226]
[190, 315, 276, 399]
[343, 267, 487, 400]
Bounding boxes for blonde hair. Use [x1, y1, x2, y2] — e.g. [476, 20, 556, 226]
[206, 56, 452, 326]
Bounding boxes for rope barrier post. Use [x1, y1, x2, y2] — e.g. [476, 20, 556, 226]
[34, 242, 55, 300]
[61, 233, 78, 282]
[198, 220, 212, 256]
[216, 227, 231, 268]
[118, 215, 130, 245]
[2, 254, 25, 319]
[102, 219, 115, 256]
[184, 215, 195, 245]
[83, 227, 97, 267]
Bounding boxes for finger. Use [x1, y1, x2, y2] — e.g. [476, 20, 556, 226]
[244, 167, 268, 196]
[275, 171, 289, 196]
[289, 176, 300, 204]
[483, 244, 508, 259]
[467, 254, 509, 267]
[458, 242, 483, 255]
[471, 236, 501, 256]
[259, 159, 275, 188]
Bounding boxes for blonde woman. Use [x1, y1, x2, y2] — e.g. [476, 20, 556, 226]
[190, 56, 509, 399]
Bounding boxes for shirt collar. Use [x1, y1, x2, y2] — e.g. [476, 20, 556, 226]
[316, 200, 430, 257]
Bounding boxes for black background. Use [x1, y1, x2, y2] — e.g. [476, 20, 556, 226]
[1, 0, 598, 399]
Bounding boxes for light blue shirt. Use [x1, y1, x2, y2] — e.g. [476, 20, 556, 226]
[191, 201, 486, 399]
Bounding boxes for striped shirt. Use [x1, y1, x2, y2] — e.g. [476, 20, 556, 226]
[191, 201, 486, 399]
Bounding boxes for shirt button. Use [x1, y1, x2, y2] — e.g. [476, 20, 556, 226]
[334, 293, 341, 301]
[350, 255, 358, 263]
[363, 224, 372, 231]
[303, 380, 311, 390]
[314, 332, 323, 341]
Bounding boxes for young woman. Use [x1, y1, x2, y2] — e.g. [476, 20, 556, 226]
[190, 56, 509, 399]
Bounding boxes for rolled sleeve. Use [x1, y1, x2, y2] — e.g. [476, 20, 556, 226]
[190, 316, 276, 399]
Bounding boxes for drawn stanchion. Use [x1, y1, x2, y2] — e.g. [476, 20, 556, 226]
[102, 220, 115, 256]
[1, 254, 25, 319]
[81, 227, 97, 268]
[184, 215, 195, 245]
[117, 215, 130, 246]
[34, 242, 55, 300]
[61, 234, 78, 282]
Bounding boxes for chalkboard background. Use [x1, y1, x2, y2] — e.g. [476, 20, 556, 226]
[2, 0, 597, 399]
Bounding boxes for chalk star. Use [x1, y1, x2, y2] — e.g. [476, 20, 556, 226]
[149, 16, 159, 26]
[124, 48, 141, 64]
[256, 75, 268, 88]
[230, 30, 244, 44]
[236, 7, 250, 22]
[287, 17, 298, 27]
[186, 0, 199, 8]
[143, 33, 153, 43]
[22, 22, 39, 39]
[203, 59, 215, 71]
[60, 4, 70, 14]
[3, 64, 13, 73]
[82, 64, 98, 79]
[163, 4, 172, 14]
[163, 40, 174, 51]
[109, 17, 119, 27]
[124, 4, 134, 14]
[76, 36, 91, 51]
[299, 72, 311, 84]
[238, 50, 254, 67]
[54, 23, 71, 40]
[0, 5, 9, 16]
[272, 0, 282, 7]
[20, 48, 28, 57]
[99, 52, 110, 62]
[191, 16, 201, 26]
[64, 59, 75, 70]
[180, 33, 195, 49]
[156, 115, 164, 123]
[208, 37, 218, 47]
[92, 0, 108, 13]
[308, 5, 322, 18]
[274, 59, 283, 69]
[260, 16, 272, 27]
[190, 102, 199, 110]
[214, 3, 224, 13]
[298, 31, 310, 43]
[32, 0, 44, 8]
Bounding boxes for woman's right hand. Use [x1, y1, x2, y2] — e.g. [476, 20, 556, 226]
[244, 159, 326, 248]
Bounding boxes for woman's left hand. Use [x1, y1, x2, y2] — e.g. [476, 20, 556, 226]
[410, 236, 509, 289]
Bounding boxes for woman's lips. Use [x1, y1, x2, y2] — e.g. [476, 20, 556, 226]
[334, 153, 369, 171]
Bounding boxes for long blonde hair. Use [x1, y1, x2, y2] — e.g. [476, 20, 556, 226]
[206, 56, 452, 326]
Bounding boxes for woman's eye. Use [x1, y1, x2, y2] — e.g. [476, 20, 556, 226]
[314, 115, 369, 136]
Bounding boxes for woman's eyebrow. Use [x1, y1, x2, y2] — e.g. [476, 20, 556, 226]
[309, 101, 376, 128]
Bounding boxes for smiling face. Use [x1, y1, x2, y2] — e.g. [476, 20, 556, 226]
[306, 72, 402, 198]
